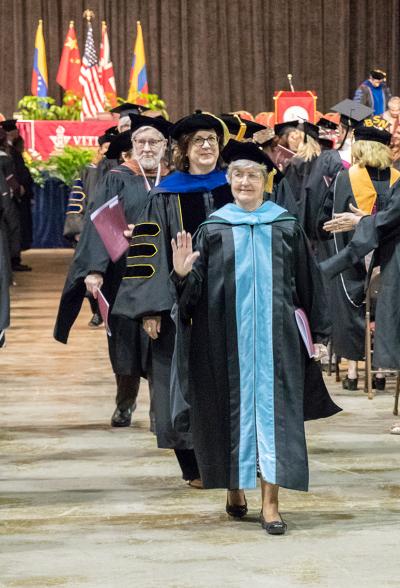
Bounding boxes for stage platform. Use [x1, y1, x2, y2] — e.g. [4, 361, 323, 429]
[0, 250, 399, 587]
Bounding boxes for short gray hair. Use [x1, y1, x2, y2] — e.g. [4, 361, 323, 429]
[226, 159, 267, 183]
[131, 125, 165, 142]
[118, 115, 131, 131]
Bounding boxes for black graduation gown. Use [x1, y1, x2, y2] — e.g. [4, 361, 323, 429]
[321, 178, 400, 369]
[54, 165, 152, 377]
[319, 168, 392, 360]
[9, 145, 34, 250]
[284, 151, 343, 240]
[268, 176, 299, 217]
[112, 174, 233, 449]
[0, 153, 21, 260]
[170, 202, 341, 491]
[63, 165, 103, 242]
[0, 211, 10, 332]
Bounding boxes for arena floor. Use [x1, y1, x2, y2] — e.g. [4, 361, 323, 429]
[0, 250, 399, 588]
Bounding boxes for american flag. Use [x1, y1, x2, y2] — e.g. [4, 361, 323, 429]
[79, 22, 105, 119]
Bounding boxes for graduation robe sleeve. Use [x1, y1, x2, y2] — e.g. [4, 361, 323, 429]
[63, 177, 88, 241]
[112, 192, 182, 320]
[320, 184, 400, 279]
[54, 172, 125, 343]
[292, 225, 331, 344]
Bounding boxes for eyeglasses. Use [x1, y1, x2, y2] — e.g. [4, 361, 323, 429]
[191, 135, 218, 147]
[133, 139, 164, 148]
[231, 171, 263, 182]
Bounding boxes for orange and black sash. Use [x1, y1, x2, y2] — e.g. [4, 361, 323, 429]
[349, 165, 400, 214]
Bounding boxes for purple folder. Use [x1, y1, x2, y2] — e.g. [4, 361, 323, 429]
[295, 308, 316, 358]
[97, 289, 111, 336]
[90, 195, 129, 262]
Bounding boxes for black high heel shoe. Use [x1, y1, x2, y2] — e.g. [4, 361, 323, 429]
[260, 511, 287, 535]
[226, 492, 248, 518]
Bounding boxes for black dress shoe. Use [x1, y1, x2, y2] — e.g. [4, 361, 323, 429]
[226, 493, 248, 518]
[260, 512, 287, 535]
[342, 376, 358, 391]
[12, 263, 32, 272]
[88, 312, 103, 328]
[372, 375, 386, 390]
[111, 407, 132, 427]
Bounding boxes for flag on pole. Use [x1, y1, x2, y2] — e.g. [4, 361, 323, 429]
[79, 21, 105, 119]
[127, 21, 148, 104]
[99, 21, 117, 107]
[31, 20, 48, 97]
[56, 21, 82, 96]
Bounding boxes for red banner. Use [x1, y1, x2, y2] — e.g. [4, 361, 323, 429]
[17, 120, 114, 160]
[273, 91, 317, 124]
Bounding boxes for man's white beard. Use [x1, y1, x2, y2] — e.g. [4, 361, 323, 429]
[139, 154, 162, 170]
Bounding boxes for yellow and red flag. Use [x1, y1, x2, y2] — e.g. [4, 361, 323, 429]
[99, 21, 117, 107]
[31, 20, 48, 97]
[56, 21, 82, 96]
[127, 21, 148, 104]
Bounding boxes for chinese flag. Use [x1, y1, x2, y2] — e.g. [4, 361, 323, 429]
[56, 21, 82, 96]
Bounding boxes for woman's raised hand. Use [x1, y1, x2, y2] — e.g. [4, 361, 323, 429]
[171, 231, 200, 278]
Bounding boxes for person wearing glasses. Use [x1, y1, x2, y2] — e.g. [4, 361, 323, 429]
[112, 111, 233, 488]
[54, 115, 171, 431]
[169, 140, 340, 534]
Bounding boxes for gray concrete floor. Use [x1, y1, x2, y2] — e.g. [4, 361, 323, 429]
[0, 250, 399, 588]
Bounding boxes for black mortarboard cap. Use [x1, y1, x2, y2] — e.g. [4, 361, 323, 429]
[98, 133, 114, 146]
[370, 69, 386, 81]
[319, 137, 334, 150]
[330, 99, 373, 127]
[0, 119, 18, 132]
[171, 111, 228, 143]
[129, 114, 172, 138]
[222, 139, 278, 172]
[105, 130, 132, 160]
[354, 118, 392, 145]
[105, 125, 119, 136]
[301, 121, 320, 141]
[219, 113, 266, 140]
[110, 102, 150, 115]
[274, 120, 299, 136]
[318, 117, 338, 131]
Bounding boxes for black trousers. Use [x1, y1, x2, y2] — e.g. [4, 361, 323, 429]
[174, 449, 200, 481]
[115, 373, 155, 431]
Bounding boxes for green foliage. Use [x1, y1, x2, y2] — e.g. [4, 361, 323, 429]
[55, 92, 82, 120]
[46, 146, 94, 187]
[17, 96, 59, 120]
[17, 93, 82, 121]
[24, 146, 94, 188]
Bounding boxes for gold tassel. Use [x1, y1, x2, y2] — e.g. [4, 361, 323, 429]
[265, 169, 277, 193]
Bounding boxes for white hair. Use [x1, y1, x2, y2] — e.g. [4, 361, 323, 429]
[131, 125, 165, 141]
[118, 115, 131, 131]
[226, 159, 267, 183]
